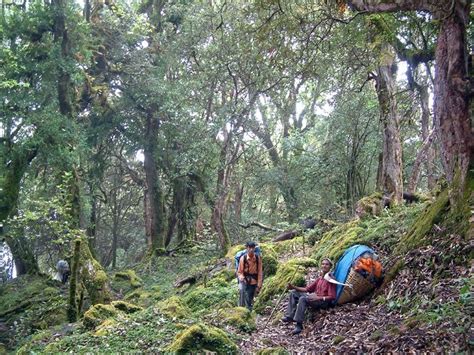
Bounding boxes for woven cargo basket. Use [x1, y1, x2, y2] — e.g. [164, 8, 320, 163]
[337, 267, 375, 305]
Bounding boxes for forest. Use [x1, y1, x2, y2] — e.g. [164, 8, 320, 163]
[0, 0, 472, 353]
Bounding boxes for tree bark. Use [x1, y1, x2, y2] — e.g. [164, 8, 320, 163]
[211, 139, 232, 253]
[433, 2, 471, 202]
[407, 130, 435, 193]
[374, 48, 403, 204]
[143, 110, 165, 252]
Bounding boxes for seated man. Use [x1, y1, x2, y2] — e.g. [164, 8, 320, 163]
[282, 258, 336, 335]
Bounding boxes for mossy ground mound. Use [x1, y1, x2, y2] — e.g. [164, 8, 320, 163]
[183, 283, 237, 315]
[254, 258, 311, 312]
[0, 275, 67, 351]
[157, 296, 192, 319]
[218, 306, 256, 332]
[111, 269, 143, 296]
[83, 304, 122, 329]
[167, 323, 238, 354]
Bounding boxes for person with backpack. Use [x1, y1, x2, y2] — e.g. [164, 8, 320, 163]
[56, 259, 70, 284]
[281, 258, 336, 335]
[236, 241, 263, 311]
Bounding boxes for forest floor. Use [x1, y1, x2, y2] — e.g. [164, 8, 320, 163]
[2, 204, 472, 353]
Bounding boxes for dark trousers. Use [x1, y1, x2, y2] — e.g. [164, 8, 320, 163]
[285, 290, 331, 323]
[241, 284, 257, 311]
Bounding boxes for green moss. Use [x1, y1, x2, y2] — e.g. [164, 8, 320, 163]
[256, 347, 289, 355]
[218, 306, 256, 332]
[397, 189, 449, 253]
[271, 237, 304, 254]
[114, 270, 143, 288]
[254, 259, 308, 312]
[124, 288, 151, 301]
[183, 284, 237, 314]
[355, 192, 383, 217]
[332, 335, 345, 345]
[93, 319, 117, 336]
[166, 323, 237, 354]
[312, 220, 363, 262]
[157, 296, 192, 319]
[0, 274, 67, 351]
[111, 301, 143, 314]
[82, 304, 120, 330]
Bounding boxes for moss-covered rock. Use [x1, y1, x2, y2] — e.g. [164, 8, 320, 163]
[82, 304, 120, 330]
[93, 319, 117, 336]
[111, 300, 143, 314]
[167, 323, 237, 354]
[157, 296, 191, 319]
[355, 192, 384, 218]
[312, 219, 363, 263]
[114, 269, 143, 287]
[271, 237, 305, 254]
[254, 259, 309, 312]
[218, 306, 256, 332]
[183, 284, 237, 314]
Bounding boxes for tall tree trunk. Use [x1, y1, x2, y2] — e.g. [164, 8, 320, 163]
[408, 130, 435, 193]
[233, 182, 244, 223]
[419, 83, 436, 190]
[211, 141, 231, 253]
[433, 3, 472, 204]
[374, 48, 403, 204]
[143, 111, 165, 252]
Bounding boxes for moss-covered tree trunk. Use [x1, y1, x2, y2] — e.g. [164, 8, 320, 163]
[68, 239, 81, 322]
[0, 148, 38, 275]
[143, 110, 166, 253]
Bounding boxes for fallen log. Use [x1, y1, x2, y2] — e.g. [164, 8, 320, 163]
[239, 221, 282, 232]
[273, 229, 299, 242]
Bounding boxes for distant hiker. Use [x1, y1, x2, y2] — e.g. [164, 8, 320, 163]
[282, 258, 336, 335]
[237, 241, 263, 311]
[56, 259, 70, 284]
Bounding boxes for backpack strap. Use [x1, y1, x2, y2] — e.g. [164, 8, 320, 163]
[243, 254, 260, 284]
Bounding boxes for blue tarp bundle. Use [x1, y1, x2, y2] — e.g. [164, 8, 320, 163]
[333, 244, 375, 301]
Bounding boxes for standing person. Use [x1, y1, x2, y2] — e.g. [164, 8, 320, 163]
[237, 241, 263, 311]
[56, 259, 70, 284]
[282, 258, 336, 335]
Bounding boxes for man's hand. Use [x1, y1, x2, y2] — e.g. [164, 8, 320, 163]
[256, 286, 261, 294]
[307, 294, 318, 301]
[239, 276, 246, 284]
[287, 283, 295, 290]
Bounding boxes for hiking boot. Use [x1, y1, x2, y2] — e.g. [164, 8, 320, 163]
[281, 316, 294, 323]
[292, 323, 303, 335]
